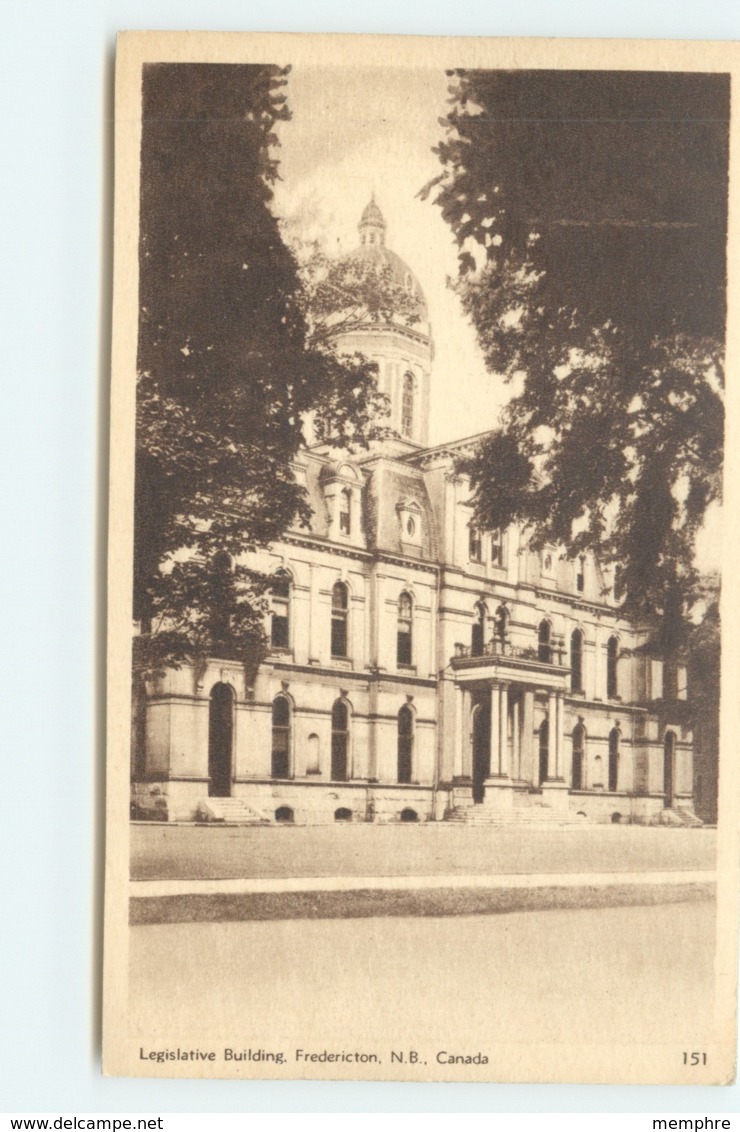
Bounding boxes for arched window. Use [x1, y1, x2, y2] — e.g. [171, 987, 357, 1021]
[538, 719, 549, 785]
[490, 528, 503, 567]
[608, 727, 619, 792]
[471, 601, 487, 657]
[339, 487, 352, 535]
[331, 581, 349, 658]
[468, 525, 482, 563]
[572, 723, 585, 790]
[494, 604, 508, 649]
[538, 620, 553, 664]
[331, 699, 349, 782]
[271, 696, 291, 779]
[607, 636, 619, 699]
[397, 592, 413, 666]
[398, 705, 414, 784]
[570, 629, 583, 692]
[401, 372, 414, 437]
[576, 556, 585, 593]
[270, 572, 290, 650]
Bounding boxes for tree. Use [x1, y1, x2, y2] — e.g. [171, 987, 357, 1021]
[135, 64, 389, 678]
[425, 70, 728, 660]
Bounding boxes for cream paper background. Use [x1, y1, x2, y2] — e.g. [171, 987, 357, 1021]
[103, 30, 740, 1087]
[4, 1, 740, 1114]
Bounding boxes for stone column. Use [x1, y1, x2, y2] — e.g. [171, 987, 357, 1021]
[308, 564, 319, 664]
[453, 683, 464, 780]
[512, 696, 521, 781]
[498, 683, 509, 777]
[462, 687, 473, 779]
[555, 691, 565, 779]
[522, 689, 535, 784]
[489, 682, 500, 777]
[547, 691, 558, 780]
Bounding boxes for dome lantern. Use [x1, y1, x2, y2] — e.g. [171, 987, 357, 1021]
[358, 194, 387, 247]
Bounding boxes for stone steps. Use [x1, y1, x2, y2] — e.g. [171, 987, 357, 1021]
[662, 806, 703, 828]
[446, 806, 588, 827]
[196, 797, 271, 825]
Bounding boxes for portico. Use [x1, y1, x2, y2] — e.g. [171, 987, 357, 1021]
[450, 645, 571, 810]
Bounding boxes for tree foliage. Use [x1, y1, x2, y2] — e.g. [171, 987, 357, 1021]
[293, 239, 423, 350]
[426, 70, 728, 654]
[135, 64, 389, 677]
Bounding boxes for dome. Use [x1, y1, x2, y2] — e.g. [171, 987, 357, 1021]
[349, 197, 428, 320]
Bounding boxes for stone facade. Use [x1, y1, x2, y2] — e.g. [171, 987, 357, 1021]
[132, 201, 694, 826]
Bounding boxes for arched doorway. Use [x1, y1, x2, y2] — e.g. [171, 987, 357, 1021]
[208, 682, 234, 797]
[664, 731, 676, 808]
[472, 700, 490, 803]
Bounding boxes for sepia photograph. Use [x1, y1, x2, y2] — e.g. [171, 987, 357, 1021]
[105, 32, 739, 1084]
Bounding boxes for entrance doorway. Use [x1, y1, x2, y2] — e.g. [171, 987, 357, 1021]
[208, 682, 234, 797]
[663, 731, 676, 808]
[472, 700, 490, 803]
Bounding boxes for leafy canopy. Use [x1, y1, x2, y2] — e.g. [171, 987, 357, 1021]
[425, 70, 728, 649]
[135, 64, 391, 676]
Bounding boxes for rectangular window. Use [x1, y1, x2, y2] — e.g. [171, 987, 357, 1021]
[270, 576, 290, 649]
[331, 616, 348, 658]
[469, 526, 482, 563]
[271, 613, 289, 649]
[397, 626, 412, 666]
[490, 529, 502, 566]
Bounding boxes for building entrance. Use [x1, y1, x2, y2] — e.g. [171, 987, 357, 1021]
[208, 682, 234, 797]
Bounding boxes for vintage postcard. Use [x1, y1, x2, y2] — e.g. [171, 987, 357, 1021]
[104, 31, 740, 1083]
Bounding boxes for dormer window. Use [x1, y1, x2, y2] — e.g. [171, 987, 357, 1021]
[320, 462, 361, 544]
[397, 500, 422, 549]
[339, 488, 351, 535]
